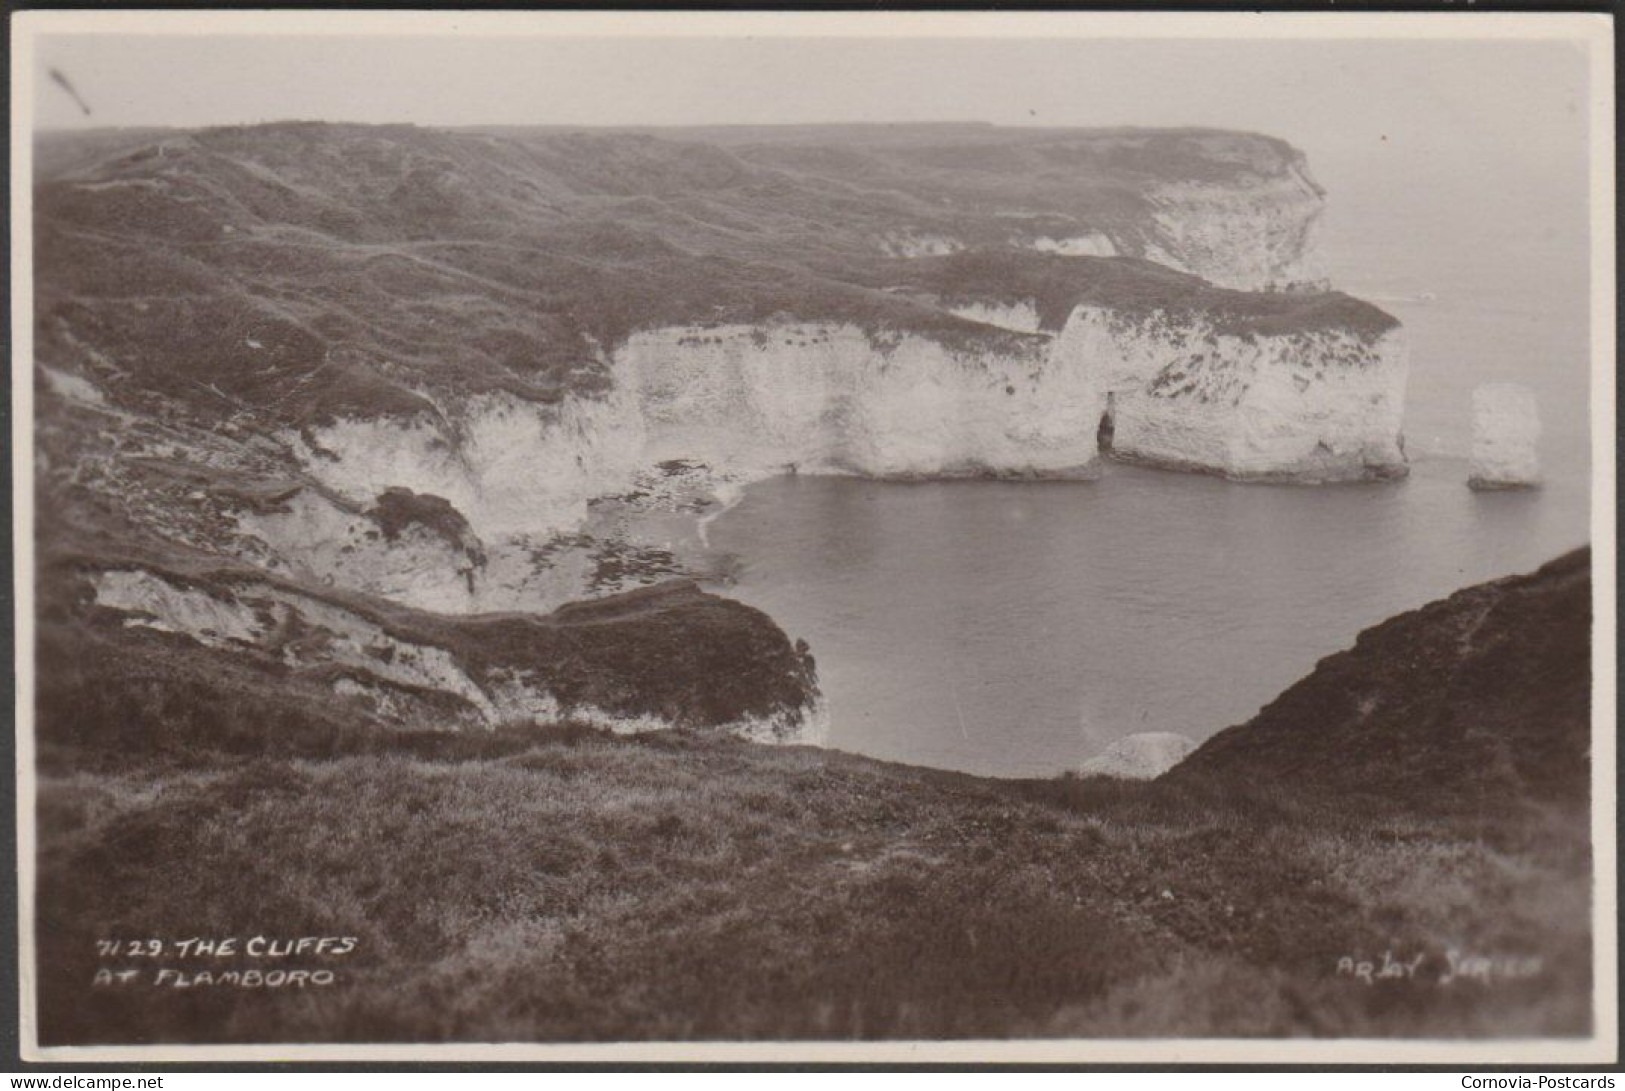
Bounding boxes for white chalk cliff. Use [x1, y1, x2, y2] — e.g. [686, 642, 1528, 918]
[1139, 167, 1327, 291]
[270, 297, 1408, 615]
[1469, 383, 1542, 490]
[1055, 307, 1408, 482]
[281, 387, 647, 541]
[618, 324, 1103, 481]
[888, 173, 1325, 291]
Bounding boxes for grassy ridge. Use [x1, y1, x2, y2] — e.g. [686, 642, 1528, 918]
[866, 251, 1398, 337]
[37, 557, 821, 752]
[1173, 550, 1591, 808]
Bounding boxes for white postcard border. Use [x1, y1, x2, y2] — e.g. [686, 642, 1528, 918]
[10, 8, 1616, 1066]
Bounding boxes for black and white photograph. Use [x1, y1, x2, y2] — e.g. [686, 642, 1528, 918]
[11, 9, 1616, 1063]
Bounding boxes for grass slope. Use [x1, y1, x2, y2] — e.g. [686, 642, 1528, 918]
[35, 554, 1592, 1044]
[1172, 549, 1591, 809]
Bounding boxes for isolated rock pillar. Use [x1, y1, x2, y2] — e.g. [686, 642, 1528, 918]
[1468, 383, 1541, 490]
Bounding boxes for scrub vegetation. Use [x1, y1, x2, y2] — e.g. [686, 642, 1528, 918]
[37, 552, 1591, 1044]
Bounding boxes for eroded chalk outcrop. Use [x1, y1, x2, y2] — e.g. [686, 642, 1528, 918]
[280, 387, 648, 541]
[237, 487, 488, 614]
[1057, 305, 1408, 483]
[1139, 168, 1326, 291]
[1079, 732, 1195, 780]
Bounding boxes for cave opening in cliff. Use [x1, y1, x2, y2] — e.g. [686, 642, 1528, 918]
[1097, 394, 1116, 453]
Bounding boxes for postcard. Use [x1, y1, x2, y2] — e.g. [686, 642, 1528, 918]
[11, 9, 1616, 1065]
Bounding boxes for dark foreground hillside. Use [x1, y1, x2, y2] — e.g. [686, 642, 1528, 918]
[1171, 548, 1591, 808]
[34, 552, 1593, 1044]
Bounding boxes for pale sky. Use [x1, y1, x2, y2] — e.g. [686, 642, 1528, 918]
[31, 32, 1589, 183]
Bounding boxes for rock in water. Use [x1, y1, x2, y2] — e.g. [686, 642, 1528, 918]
[1469, 383, 1541, 489]
[1079, 732, 1195, 780]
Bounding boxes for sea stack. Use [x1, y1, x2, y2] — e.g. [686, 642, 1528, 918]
[1468, 383, 1542, 490]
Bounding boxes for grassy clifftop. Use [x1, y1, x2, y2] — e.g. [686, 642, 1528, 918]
[873, 251, 1398, 337]
[35, 121, 1364, 433]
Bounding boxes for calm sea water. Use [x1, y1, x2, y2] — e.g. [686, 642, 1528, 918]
[707, 179, 1593, 778]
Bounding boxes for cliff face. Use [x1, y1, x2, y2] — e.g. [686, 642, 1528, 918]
[282, 320, 1093, 532]
[618, 323, 1100, 480]
[1139, 169, 1326, 290]
[1059, 308, 1408, 482]
[268, 284, 1402, 600]
[236, 487, 490, 615]
[266, 318, 1097, 609]
[282, 388, 647, 541]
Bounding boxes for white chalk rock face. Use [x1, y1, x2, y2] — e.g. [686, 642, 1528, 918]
[266, 296, 1407, 618]
[283, 387, 646, 541]
[1468, 383, 1542, 490]
[1079, 732, 1195, 780]
[1030, 232, 1117, 257]
[273, 319, 1111, 615]
[286, 322, 1111, 552]
[1055, 306, 1409, 482]
[616, 322, 1105, 481]
[1140, 167, 1326, 291]
[880, 232, 963, 258]
[236, 489, 484, 615]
